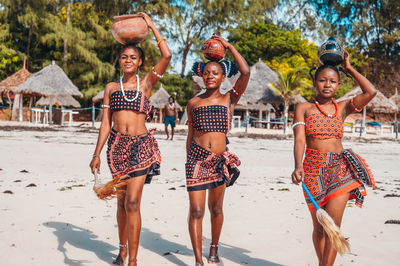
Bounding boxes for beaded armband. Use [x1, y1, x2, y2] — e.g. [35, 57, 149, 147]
[101, 104, 110, 108]
[156, 38, 166, 48]
[231, 87, 244, 96]
[350, 98, 362, 112]
[186, 120, 193, 126]
[151, 68, 164, 78]
[292, 122, 305, 129]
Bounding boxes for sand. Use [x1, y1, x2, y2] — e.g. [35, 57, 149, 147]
[0, 122, 399, 266]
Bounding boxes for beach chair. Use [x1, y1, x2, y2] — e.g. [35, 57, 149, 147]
[366, 121, 393, 135]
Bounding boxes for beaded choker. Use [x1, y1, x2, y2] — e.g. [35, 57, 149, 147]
[314, 98, 338, 118]
[120, 74, 140, 102]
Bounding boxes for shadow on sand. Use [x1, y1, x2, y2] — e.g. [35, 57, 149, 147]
[44, 222, 281, 266]
[44, 221, 117, 266]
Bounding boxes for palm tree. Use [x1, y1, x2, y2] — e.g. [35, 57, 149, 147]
[269, 67, 309, 133]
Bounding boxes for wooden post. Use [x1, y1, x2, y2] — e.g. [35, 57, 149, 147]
[61, 107, 65, 125]
[18, 94, 23, 121]
[360, 106, 366, 137]
[49, 104, 53, 124]
[29, 96, 33, 122]
[159, 108, 162, 123]
[92, 104, 95, 127]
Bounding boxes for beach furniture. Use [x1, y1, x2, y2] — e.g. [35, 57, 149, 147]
[366, 121, 393, 135]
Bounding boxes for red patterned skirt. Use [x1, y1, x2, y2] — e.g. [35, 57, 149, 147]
[94, 128, 161, 200]
[303, 148, 374, 211]
[185, 141, 240, 191]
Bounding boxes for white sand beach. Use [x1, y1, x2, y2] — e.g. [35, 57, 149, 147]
[0, 122, 399, 265]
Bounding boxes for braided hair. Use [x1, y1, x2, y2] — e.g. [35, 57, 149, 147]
[120, 44, 145, 67]
[309, 64, 350, 81]
[192, 60, 239, 78]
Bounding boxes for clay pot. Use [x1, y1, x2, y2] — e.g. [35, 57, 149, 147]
[111, 14, 148, 45]
[318, 36, 344, 66]
[202, 38, 226, 61]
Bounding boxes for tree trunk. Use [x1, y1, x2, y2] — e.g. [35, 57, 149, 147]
[180, 44, 191, 78]
[26, 26, 33, 69]
[283, 100, 289, 134]
[11, 94, 21, 121]
[63, 0, 70, 65]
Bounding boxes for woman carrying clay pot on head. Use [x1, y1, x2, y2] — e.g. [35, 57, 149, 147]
[89, 12, 171, 266]
[292, 39, 376, 266]
[186, 34, 250, 265]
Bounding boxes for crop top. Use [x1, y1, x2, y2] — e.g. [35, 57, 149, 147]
[187, 105, 232, 133]
[305, 113, 344, 139]
[110, 90, 154, 122]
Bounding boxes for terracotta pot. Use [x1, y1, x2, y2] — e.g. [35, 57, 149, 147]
[202, 38, 226, 61]
[111, 14, 148, 45]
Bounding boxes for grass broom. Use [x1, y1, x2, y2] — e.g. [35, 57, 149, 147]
[302, 183, 350, 255]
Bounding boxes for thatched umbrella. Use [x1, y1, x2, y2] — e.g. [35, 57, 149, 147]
[240, 59, 282, 104]
[338, 87, 398, 113]
[0, 62, 32, 120]
[14, 61, 82, 97]
[92, 90, 104, 103]
[149, 85, 182, 123]
[0, 64, 31, 94]
[36, 95, 81, 108]
[13, 61, 82, 123]
[338, 87, 398, 136]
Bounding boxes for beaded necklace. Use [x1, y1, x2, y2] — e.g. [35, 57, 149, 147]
[314, 97, 338, 118]
[120, 74, 140, 102]
[168, 103, 175, 109]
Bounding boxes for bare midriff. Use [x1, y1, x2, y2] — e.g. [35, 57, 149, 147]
[112, 110, 147, 135]
[306, 137, 344, 153]
[193, 131, 226, 155]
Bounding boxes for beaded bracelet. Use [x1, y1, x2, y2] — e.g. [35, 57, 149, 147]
[152, 68, 163, 78]
[292, 122, 305, 129]
[350, 98, 362, 112]
[186, 121, 193, 126]
[101, 104, 110, 108]
[231, 87, 244, 96]
[156, 38, 166, 48]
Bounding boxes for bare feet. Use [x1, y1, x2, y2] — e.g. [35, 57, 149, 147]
[112, 246, 127, 265]
[165, 136, 169, 140]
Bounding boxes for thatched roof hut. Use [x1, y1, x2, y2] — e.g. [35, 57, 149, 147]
[338, 87, 398, 113]
[92, 90, 104, 103]
[289, 94, 307, 104]
[192, 59, 282, 105]
[240, 59, 282, 104]
[390, 88, 400, 108]
[192, 75, 237, 95]
[235, 103, 275, 112]
[0, 64, 31, 94]
[149, 85, 182, 110]
[36, 95, 81, 108]
[14, 61, 82, 97]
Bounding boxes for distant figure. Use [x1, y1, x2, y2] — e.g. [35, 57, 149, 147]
[163, 96, 179, 140]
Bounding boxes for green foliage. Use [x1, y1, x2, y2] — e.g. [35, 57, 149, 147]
[229, 22, 318, 67]
[0, 23, 19, 79]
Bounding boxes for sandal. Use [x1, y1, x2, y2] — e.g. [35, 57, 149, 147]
[112, 244, 127, 265]
[207, 243, 220, 264]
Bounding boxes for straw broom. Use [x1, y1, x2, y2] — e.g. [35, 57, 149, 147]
[302, 183, 350, 255]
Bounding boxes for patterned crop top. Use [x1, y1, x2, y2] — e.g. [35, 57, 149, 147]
[187, 105, 232, 133]
[305, 113, 344, 139]
[110, 90, 154, 122]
